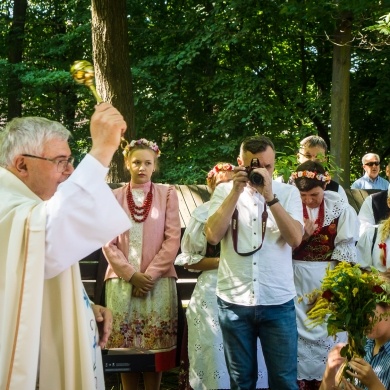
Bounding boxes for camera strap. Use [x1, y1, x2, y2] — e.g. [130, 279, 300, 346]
[231, 202, 268, 256]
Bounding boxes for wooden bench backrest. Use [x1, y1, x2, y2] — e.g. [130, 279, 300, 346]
[80, 187, 381, 304]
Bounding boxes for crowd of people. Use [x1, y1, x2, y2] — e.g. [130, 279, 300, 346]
[1, 103, 390, 390]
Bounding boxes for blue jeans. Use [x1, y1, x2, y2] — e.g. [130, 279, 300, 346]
[218, 297, 298, 390]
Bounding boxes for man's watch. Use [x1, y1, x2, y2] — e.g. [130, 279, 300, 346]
[266, 195, 279, 207]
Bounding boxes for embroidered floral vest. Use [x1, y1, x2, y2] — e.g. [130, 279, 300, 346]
[293, 218, 339, 261]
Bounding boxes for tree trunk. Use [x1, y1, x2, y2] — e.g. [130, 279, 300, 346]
[91, 0, 134, 183]
[7, 0, 27, 120]
[330, 12, 353, 187]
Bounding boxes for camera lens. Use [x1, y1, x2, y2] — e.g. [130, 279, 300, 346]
[249, 171, 263, 186]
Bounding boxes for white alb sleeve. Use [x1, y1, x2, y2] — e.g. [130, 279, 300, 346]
[44, 154, 131, 279]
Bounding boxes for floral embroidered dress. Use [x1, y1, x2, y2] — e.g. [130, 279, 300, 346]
[104, 182, 181, 369]
[175, 202, 269, 390]
[292, 191, 358, 386]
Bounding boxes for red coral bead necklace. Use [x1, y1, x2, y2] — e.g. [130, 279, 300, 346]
[126, 183, 153, 223]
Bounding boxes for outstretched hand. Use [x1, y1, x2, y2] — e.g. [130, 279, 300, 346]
[89, 102, 127, 167]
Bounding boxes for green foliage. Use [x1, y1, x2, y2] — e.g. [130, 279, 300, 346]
[366, 13, 390, 35]
[0, 0, 94, 160]
[274, 149, 299, 182]
[274, 149, 344, 183]
[1, 0, 390, 184]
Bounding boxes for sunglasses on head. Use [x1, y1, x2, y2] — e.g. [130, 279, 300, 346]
[364, 162, 380, 167]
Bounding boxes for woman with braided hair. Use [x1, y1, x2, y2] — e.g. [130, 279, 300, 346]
[291, 160, 359, 390]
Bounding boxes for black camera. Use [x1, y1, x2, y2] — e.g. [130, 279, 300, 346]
[244, 158, 264, 186]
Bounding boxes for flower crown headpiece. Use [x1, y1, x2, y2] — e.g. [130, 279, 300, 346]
[207, 163, 235, 179]
[123, 138, 161, 158]
[291, 170, 331, 183]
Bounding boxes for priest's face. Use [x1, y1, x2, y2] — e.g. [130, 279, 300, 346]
[21, 139, 74, 200]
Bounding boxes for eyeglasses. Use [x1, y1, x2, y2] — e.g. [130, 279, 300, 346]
[298, 152, 326, 162]
[364, 162, 380, 167]
[22, 154, 74, 173]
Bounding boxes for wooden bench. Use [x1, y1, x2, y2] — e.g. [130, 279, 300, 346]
[346, 188, 380, 213]
[80, 187, 380, 306]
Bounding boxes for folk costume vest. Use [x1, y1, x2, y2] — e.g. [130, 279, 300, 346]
[372, 190, 390, 224]
[293, 218, 340, 261]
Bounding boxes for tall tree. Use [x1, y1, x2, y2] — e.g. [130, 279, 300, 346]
[126, 0, 389, 184]
[91, 0, 134, 182]
[330, 11, 353, 187]
[7, 0, 27, 120]
[0, 0, 389, 184]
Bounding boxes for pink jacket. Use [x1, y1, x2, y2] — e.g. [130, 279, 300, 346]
[103, 182, 181, 281]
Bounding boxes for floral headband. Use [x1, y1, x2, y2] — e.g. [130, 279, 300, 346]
[291, 170, 331, 183]
[207, 163, 235, 179]
[123, 138, 161, 158]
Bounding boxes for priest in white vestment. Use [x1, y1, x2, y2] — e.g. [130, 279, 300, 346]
[0, 103, 131, 390]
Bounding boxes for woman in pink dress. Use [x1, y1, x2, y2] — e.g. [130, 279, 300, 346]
[103, 138, 181, 390]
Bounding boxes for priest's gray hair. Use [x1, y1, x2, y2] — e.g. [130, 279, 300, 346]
[0, 117, 71, 166]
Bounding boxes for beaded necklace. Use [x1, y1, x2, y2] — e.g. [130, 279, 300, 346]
[126, 183, 153, 223]
[303, 198, 325, 235]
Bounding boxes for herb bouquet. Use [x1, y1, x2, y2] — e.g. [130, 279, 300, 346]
[305, 262, 389, 384]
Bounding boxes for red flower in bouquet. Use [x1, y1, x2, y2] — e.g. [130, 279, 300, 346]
[322, 289, 333, 301]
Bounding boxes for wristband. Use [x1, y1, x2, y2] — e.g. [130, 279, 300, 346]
[266, 195, 279, 207]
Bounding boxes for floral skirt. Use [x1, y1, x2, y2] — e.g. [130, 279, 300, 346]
[105, 277, 178, 351]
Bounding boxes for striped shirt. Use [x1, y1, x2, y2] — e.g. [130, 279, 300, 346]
[358, 338, 390, 389]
